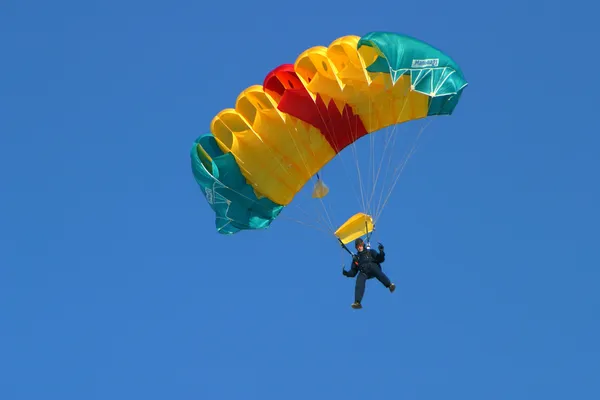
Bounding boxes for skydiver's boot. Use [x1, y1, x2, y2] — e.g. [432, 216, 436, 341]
[389, 283, 396, 293]
[351, 302, 362, 309]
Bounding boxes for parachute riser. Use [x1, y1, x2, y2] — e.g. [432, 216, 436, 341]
[365, 220, 374, 249]
[338, 238, 354, 256]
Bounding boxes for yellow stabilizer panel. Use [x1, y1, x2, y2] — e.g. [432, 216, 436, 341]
[335, 212, 374, 244]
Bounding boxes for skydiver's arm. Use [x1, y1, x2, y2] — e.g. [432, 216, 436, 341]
[371, 248, 385, 263]
[343, 257, 359, 277]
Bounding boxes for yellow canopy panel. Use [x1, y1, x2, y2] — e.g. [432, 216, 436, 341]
[335, 212, 374, 245]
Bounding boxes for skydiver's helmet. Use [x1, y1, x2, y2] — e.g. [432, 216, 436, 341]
[355, 238, 364, 249]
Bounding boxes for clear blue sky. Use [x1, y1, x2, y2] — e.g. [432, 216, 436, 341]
[2, 0, 599, 399]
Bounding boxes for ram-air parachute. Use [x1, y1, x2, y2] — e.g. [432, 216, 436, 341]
[190, 31, 467, 245]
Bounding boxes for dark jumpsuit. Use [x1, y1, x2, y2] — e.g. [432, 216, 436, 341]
[343, 247, 392, 303]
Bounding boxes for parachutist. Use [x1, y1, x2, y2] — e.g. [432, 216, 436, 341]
[342, 238, 395, 309]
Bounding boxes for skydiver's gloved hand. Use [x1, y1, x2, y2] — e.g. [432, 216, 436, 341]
[378, 242, 384, 251]
[342, 268, 348, 276]
[352, 255, 359, 264]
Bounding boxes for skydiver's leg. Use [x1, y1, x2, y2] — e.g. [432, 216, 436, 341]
[354, 273, 368, 304]
[370, 266, 395, 292]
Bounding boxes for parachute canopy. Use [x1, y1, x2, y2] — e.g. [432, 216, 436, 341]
[190, 31, 467, 235]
